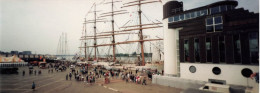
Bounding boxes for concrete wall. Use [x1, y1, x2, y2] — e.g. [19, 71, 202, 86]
[180, 63, 259, 86]
[152, 75, 206, 89]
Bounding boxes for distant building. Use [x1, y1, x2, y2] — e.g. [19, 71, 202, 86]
[22, 51, 32, 55]
[11, 51, 19, 55]
[163, 0, 258, 86]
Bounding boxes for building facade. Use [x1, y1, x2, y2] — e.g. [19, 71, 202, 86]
[163, 0, 259, 86]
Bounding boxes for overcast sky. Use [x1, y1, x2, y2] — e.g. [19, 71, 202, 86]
[0, 0, 258, 55]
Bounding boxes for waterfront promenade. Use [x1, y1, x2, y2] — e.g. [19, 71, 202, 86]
[0, 66, 182, 93]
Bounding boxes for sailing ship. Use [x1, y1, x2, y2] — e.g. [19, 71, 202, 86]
[56, 32, 69, 60]
[78, 0, 164, 70]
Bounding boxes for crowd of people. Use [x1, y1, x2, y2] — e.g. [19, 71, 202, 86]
[24, 61, 161, 91]
[64, 64, 157, 86]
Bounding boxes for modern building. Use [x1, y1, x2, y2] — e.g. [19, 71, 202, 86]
[163, 0, 258, 86]
[10, 51, 19, 55]
[22, 51, 32, 55]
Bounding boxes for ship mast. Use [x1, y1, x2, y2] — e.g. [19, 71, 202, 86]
[84, 18, 87, 60]
[80, 3, 107, 61]
[111, 0, 116, 62]
[121, 0, 161, 66]
[96, 0, 127, 62]
[138, 0, 145, 66]
[94, 4, 97, 60]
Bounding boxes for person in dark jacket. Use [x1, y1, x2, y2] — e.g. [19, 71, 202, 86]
[23, 70, 25, 76]
[32, 82, 36, 91]
[66, 74, 68, 80]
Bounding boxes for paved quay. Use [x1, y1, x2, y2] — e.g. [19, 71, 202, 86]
[0, 66, 182, 93]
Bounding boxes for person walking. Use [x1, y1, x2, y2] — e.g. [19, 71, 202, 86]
[32, 82, 36, 91]
[66, 74, 68, 80]
[23, 70, 25, 76]
[34, 70, 36, 75]
[38, 70, 41, 75]
[69, 73, 72, 80]
[142, 77, 147, 85]
[86, 75, 89, 83]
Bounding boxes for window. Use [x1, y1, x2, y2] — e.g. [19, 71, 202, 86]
[249, 32, 259, 64]
[174, 15, 180, 22]
[179, 14, 184, 21]
[189, 66, 196, 73]
[190, 12, 195, 18]
[206, 18, 214, 32]
[212, 67, 221, 75]
[227, 5, 235, 10]
[220, 5, 227, 12]
[206, 16, 223, 32]
[206, 37, 212, 62]
[210, 6, 220, 14]
[200, 9, 208, 16]
[197, 11, 201, 17]
[193, 12, 198, 18]
[184, 39, 189, 62]
[206, 26, 214, 32]
[194, 38, 200, 62]
[185, 13, 190, 19]
[168, 9, 210, 23]
[215, 24, 223, 31]
[214, 16, 222, 24]
[219, 36, 225, 62]
[241, 68, 253, 78]
[233, 35, 241, 63]
[214, 16, 223, 31]
[168, 17, 173, 22]
[206, 18, 213, 25]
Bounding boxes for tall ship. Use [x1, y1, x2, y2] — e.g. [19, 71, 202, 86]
[78, 0, 164, 70]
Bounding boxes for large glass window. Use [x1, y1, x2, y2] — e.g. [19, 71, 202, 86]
[210, 6, 220, 14]
[185, 13, 190, 19]
[214, 16, 223, 31]
[206, 18, 214, 32]
[215, 24, 223, 31]
[196, 11, 201, 17]
[227, 5, 235, 10]
[206, 18, 213, 25]
[190, 12, 195, 18]
[214, 16, 222, 24]
[179, 14, 184, 21]
[200, 9, 208, 16]
[168, 17, 173, 22]
[220, 5, 227, 12]
[206, 26, 214, 32]
[249, 32, 259, 64]
[174, 15, 180, 22]
[233, 35, 241, 63]
[168, 9, 210, 23]
[184, 39, 189, 62]
[206, 16, 223, 32]
[206, 37, 212, 62]
[219, 36, 225, 62]
[194, 38, 200, 62]
[193, 11, 198, 18]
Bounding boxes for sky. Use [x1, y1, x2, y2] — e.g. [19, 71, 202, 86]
[0, 0, 259, 55]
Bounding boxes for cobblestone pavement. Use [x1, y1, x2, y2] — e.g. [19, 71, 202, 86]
[0, 66, 182, 93]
